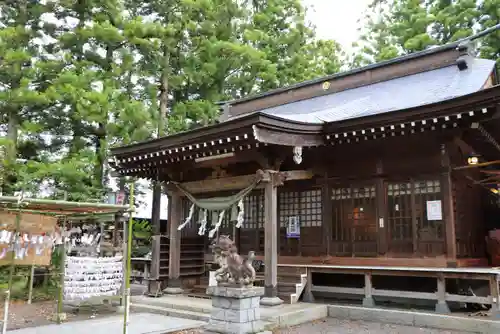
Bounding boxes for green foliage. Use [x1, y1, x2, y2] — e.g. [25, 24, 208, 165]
[132, 219, 152, 240]
[1, 0, 498, 203]
[478, 0, 500, 70]
[352, 0, 499, 67]
[1, 0, 346, 199]
[131, 219, 152, 257]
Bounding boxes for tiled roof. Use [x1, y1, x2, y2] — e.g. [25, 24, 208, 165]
[253, 57, 496, 124]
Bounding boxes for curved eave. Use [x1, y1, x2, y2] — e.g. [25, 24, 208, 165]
[110, 113, 323, 175]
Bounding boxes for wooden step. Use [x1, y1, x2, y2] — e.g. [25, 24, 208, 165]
[160, 264, 204, 270]
[277, 267, 307, 275]
[193, 284, 208, 290]
[278, 275, 304, 284]
[278, 282, 300, 293]
[186, 292, 211, 299]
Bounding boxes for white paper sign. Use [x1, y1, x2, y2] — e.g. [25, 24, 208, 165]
[64, 255, 123, 301]
[286, 216, 300, 238]
[426, 200, 443, 221]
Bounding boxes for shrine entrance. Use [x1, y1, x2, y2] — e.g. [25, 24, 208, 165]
[330, 182, 378, 257]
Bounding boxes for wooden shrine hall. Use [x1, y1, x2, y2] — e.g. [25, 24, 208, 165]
[110, 40, 500, 310]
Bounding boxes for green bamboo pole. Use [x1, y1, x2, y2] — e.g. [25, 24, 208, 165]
[2, 207, 21, 334]
[0, 208, 66, 216]
[123, 182, 134, 334]
[0, 196, 129, 211]
[27, 263, 35, 304]
[1, 208, 120, 219]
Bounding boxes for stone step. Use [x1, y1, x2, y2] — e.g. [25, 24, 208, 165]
[278, 292, 295, 304]
[266, 304, 328, 327]
[131, 303, 210, 322]
[131, 296, 211, 314]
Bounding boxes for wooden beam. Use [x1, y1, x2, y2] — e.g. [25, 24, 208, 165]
[479, 170, 500, 175]
[194, 150, 269, 169]
[475, 174, 500, 184]
[253, 126, 323, 147]
[178, 170, 315, 194]
[453, 136, 476, 157]
[454, 160, 500, 170]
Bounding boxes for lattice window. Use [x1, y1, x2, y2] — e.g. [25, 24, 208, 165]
[332, 186, 375, 200]
[181, 198, 198, 228]
[388, 182, 412, 196]
[242, 190, 264, 229]
[414, 180, 441, 194]
[279, 191, 300, 228]
[279, 188, 322, 228]
[209, 210, 232, 229]
[330, 184, 377, 253]
[414, 180, 443, 240]
[387, 179, 443, 250]
[180, 198, 198, 236]
[300, 189, 322, 227]
[387, 182, 413, 242]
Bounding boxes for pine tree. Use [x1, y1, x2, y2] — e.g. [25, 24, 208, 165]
[0, 0, 55, 195]
[353, 0, 498, 66]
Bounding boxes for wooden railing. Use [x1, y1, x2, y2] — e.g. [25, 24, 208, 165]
[281, 264, 500, 315]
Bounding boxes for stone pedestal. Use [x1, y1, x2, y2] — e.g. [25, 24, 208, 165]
[205, 286, 265, 334]
[164, 277, 183, 295]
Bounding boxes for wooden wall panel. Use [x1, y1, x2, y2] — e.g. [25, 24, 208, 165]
[278, 183, 323, 257]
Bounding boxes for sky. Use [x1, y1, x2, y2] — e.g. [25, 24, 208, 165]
[133, 0, 372, 220]
[303, 0, 371, 49]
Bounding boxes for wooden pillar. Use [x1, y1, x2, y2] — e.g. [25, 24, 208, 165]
[322, 173, 332, 255]
[148, 182, 162, 296]
[441, 144, 457, 260]
[165, 188, 183, 294]
[411, 179, 418, 254]
[260, 171, 284, 306]
[375, 160, 387, 255]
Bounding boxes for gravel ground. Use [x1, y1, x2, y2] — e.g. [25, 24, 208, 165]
[274, 318, 470, 334]
[0, 300, 117, 331]
[169, 318, 470, 334]
[1, 307, 473, 334]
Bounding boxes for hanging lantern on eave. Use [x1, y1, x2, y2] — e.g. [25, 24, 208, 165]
[467, 152, 480, 165]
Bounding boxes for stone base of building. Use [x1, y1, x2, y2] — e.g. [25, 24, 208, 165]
[204, 286, 265, 334]
[164, 287, 183, 294]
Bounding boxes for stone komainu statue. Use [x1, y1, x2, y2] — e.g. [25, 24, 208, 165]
[211, 235, 256, 287]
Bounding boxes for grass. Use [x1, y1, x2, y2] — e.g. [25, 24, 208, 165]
[0, 276, 58, 303]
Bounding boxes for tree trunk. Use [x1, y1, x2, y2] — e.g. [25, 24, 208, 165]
[4, 107, 19, 195]
[69, 1, 86, 157]
[148, 50, 169, 294]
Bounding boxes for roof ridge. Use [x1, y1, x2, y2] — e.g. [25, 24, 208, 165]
[221, 23, 500, 108]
